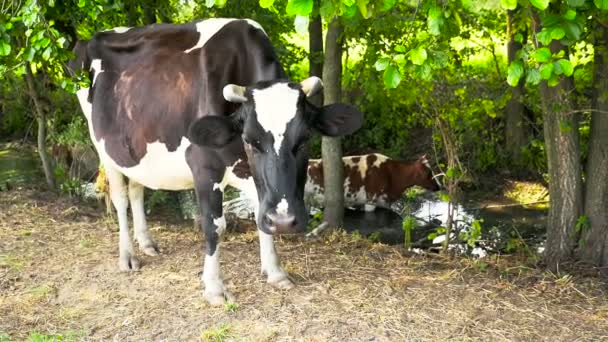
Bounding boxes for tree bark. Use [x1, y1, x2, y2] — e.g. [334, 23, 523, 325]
[308, 0, 324, 107]
[578, 25, 608, 270]
[539, 39, 583, 271]
[321, 17, 344, 228]
[505, 9, 528, 164]
[25, 65, 55, 189]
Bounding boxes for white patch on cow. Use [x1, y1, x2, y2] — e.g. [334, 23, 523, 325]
[107, 26, 131, 33]
[76, 88, 92, 120]
[213, 215, 226, 236]
[253, 83, 300, 154]
[213, 183, 222, 192]
[276, 198, 289, 215]
[372, 153, 388, 167]
[90, 59, 104, 87]
[185, 19, 266, 54]
[202, 248, 230, 305]
[98, 137, 195, 191]
[344, 157, 357, 168]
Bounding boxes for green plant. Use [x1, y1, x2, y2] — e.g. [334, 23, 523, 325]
[145, 190, 171, 215]
[368, 231, 382, 243]
[224, 302, 239, 313]
[200, 324, 231, 342]
[402, 215, 417, 250]
[428, 226, 446, 242]
[307, 210, 324, 232]
[460, 219, 483, 248]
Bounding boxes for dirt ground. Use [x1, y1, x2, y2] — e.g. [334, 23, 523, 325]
[1, 188, 608, 342]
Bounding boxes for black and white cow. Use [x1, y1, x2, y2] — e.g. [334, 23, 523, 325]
[71, 18, 363, 305]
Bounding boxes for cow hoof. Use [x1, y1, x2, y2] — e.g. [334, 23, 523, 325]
[140, 243, 160, 257]
[204, 290, 235, 306]
[269, 277, 294, 290]
[118, 254, 141, 272]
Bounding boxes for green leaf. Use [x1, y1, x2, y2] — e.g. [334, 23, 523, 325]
[438, 192, 450, 202]
[595, 0, 608, 9]
[357, 0, 371, 18]
[215, 0, 228, 7]
[514, 33, 523, 43]
[530, 0, 549, 10]
[500, 0, 517, 10]
[568, 0, 585, 6]
[395, 45, 406, 53]
[507, 61, 523, 86]
[548, 74, 560, 87]
[286, 0, 313, 16]
[42, 46, 51, 60]
[383, 64, 401, 89]
[0, 41, 10, 56]
[533, 47, 552, 62]
[294, 15, 309, 35]
[78, 0, 86, 8]
[259, 0, 275, 8]
[342, 3, 357, 18]
[539, 63, 554, 79]
[409, 47, 427, 66]
[563, 9, 576, 20]
[49, 0, 55, 6]
[551, 27, 565, 40]
[537, 30, 552, 46]
[26, 47, 36, 61]
[556, 59, 573, 76]
[427, 6, 443, 36]
[205, 0, 215, 7]
[526, 69, 541, 85]
[319, 0, 335, 19]
[564, 21, 582, 40]
[40, 37, 50, 48]
[380, 0, 397, 12]
[375, 57, 390, 71]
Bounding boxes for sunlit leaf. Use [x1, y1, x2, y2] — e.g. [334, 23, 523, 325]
[500, 0, 517, 10]
[427, 6, 443, 36]
[375, 57, 390, 71]
[259, 0, 275, 8]
[205, 0, 215, 8]
[551, 27, 565, 40]
[395, 45, 406, 53]
[530, 0, 549, 10]
[563, 9, 577, 20]
[357, 0, 370, 18]
[294, 15, 309, 35]
[215, 0, 228, 7]
[380, 0, 397, 12]
[533, 47, 552, 62]
[383, 64, 401, 89]
[567, 0, 585, 6]
[286, 0, 313, 16]
[320, 0, 335, 19]
[409, 47, 427, 65]
[539, 63, 554, 80]
[595, 0, 608, 9]
[548, 74, 560, 87]
[514, 33, 523, 43]
[537, 30, 552, 46]
[0, 41, 10, 56]
[507, 61, 523, 86]
[78, 0, 86, 8]
[42, 46, 52, 60]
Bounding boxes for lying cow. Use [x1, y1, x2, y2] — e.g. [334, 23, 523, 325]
[305, 153, 441, 211]
[71, 19, 363, 305]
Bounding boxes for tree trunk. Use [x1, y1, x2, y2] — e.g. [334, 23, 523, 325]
[505, 9, 528, 164]
[578, 25, 608, 270]
[540, 40, 583, 271]
[321, 17, 344, 228]
[25, 65, 55, 189]
[308, 0, 324, 107]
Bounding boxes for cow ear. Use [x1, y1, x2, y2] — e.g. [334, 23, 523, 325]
[189, 116, 240, 148]
[312, 103, 363, 137]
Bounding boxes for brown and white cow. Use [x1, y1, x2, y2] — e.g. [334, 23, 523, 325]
[305, 153, 441, 211]
[71, 19, 363, 305]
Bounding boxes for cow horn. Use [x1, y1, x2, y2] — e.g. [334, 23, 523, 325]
[223, 84, 248, 103]
[300, 76, 323, 97]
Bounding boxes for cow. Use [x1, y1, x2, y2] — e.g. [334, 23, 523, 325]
[71, 18, 363, 305]
[305, 153, 441, 212]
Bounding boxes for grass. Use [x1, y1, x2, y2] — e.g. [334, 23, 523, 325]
[27, 331, 85, 342]
[27, 284, 55, 302]
[224, 302, 239, 313]
[0, 254, 25, 272]
[200, 324, 232, 342]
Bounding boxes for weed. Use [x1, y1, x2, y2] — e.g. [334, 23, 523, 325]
[0, 333, 11, 342]
[224, 302, 239, 313]
[28, 284, 55, 302]
[0, 255, 24, 271]
[200, 324, 231, 342]
[460, 219, 483, 248]
[402, 215, 417, 250]
[368, 231, 382, 243]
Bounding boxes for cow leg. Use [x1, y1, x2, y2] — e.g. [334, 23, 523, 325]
[128, 180, 159, 256]
[194, 170, 233, 305]
[105, 165, 140, 271]
[259, 231, 293, 289]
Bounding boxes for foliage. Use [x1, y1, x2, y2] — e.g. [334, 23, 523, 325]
[200, 324, 232, 342]
[460, 219, 483, 248]
[402, 215, 417, 250]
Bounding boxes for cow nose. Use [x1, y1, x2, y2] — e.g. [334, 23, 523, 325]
[264, 212, 297, 233]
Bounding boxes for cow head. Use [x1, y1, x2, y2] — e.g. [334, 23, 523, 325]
[189, 77, 363, 235]
[415, 154, 442, 192]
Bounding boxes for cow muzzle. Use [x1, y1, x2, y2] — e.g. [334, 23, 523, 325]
[262, 211, 297, 234]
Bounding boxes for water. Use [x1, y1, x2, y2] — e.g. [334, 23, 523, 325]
[0, 147, 41, 190]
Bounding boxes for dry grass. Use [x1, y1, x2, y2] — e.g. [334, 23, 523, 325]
[1, 188, 607, 341]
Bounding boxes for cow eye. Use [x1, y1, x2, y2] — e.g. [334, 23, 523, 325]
[243, 137, 264, 153]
